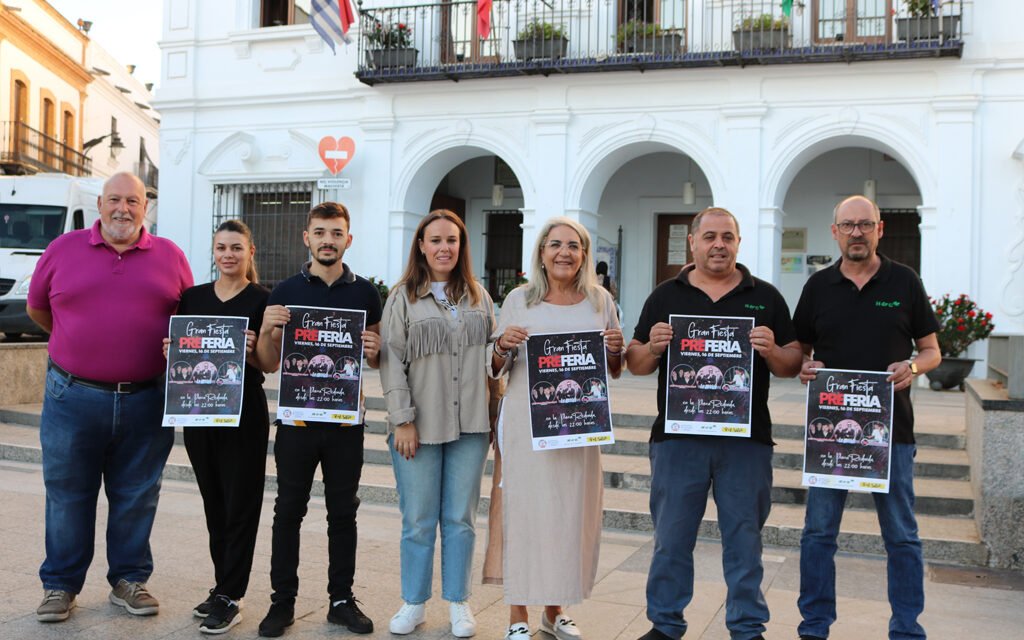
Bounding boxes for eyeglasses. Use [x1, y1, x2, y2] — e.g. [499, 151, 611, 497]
[835, 221, 878, 235]
[545, 240, 582, 253]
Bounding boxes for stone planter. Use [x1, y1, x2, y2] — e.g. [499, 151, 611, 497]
[365, 47, 418, 69]
[513, 37, 569, 61]
[621, 33, 683, 56]
[896, 15, 961, 41]
[926, 356, 976, 391]
[732, 28, 790, 52]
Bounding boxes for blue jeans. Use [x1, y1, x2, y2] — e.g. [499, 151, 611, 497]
[646, 438, 773, 640]
[389, 432, 489, 604]
[798, 443, 925, 640]
[39, 368, 174, 593]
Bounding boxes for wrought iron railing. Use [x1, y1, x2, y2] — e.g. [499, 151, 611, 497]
[0, 121, 92, 177]
[355, 0, 965, 84]
[135, 157, 159, 195]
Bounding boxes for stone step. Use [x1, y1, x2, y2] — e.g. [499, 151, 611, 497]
[0, 429, 987, 567]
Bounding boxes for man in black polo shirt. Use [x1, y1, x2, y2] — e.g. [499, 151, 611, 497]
[794, 196, 940, 640]
[625, 207, 802, 640]
[254, 202, 383, 637]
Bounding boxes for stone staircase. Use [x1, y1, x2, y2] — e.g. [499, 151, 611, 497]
[0, 374, 988, 566]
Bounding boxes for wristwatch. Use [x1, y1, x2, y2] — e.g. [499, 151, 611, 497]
[906, 359, 919, 375]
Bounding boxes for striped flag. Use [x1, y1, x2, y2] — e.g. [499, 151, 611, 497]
[478, 0, 493, 40]
[311, 0, 356, 52]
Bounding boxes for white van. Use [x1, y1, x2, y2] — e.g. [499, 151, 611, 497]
[0, 174, 103, 337]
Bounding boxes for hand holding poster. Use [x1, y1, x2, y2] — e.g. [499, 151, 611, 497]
[277, 306, 366, 425]
[525, 330, 614, 451]
[802, 368, 894, 493]
[664, 315, 754, 436]
[163, 316, 249, 427]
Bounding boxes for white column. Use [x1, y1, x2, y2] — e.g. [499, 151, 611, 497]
[358, 108, 397, 283]
[721, 103, 769, 278]
[758, 207, 784, 286]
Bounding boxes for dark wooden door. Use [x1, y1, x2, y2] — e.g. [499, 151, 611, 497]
[655, 213, 694, 286]
[879, 208, 921, 274]
[485, 210, 523, 300]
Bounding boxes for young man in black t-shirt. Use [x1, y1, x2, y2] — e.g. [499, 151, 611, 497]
[793, 196, 940, 640]
[625, 208, 802, 640]
[254, 202, 383, 637]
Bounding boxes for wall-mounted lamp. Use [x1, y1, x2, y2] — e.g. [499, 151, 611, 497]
[863, 178, 877, 202]
[491, 184, 504, 207]
[682, 181, 696, 205]
[82, 130, 125, 160]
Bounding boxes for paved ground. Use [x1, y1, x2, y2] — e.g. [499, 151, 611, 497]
[2, 461, 1022, 638]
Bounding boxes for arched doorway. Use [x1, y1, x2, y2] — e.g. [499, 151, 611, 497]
[777, 147, 923, 309]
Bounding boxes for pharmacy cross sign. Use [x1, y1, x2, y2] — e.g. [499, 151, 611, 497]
[318, 136, 356, 175]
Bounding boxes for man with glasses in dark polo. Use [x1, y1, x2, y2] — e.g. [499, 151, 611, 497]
[794, 195, 941, 640]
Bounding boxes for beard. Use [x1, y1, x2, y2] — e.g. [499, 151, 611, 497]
[101, 216, 141, 243]
[844, 241, 871, 262]
[313, 248, 339, 267]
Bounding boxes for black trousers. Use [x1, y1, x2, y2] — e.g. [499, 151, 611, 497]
[183, 391, 270, 600]
[269, 424, 364, 603]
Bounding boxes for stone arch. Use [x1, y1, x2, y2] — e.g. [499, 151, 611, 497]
[393, 129, 533, 214]
[568, 126, 724, 214]
[763, 119, 935, 210]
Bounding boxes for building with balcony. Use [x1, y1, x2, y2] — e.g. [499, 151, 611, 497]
[0, 0, 160, 195]
[154, 0, 1024, 351]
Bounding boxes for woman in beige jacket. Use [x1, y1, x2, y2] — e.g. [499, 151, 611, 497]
[380, 209, 496, 638]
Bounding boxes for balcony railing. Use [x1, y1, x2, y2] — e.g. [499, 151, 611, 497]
[0, 121, 92, 177]
[355, 0, 965, 85]
[135, 157, 159, 196]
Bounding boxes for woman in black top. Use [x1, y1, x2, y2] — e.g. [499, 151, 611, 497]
[167, 219, 270, 634]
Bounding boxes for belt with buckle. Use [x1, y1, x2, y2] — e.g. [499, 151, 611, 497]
[48, 359, 159, 394]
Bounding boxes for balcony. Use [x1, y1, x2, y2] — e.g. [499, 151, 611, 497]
[355, 0, 965, 85]
[135, 157, 159, 198]
[0, 121, 92, 177]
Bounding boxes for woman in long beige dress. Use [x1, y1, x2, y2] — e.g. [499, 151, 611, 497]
[487, 217, 624, 640]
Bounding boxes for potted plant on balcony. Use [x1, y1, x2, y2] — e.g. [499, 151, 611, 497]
[513, 20, 569, 61]
[364, 20, 417, 69]
[732, 14, 790, 52]
[925, 293, 995, 390]
[616, 20, 682, 56]
[896, 0, 961, 42]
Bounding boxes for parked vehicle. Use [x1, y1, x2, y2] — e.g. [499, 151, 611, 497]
[0, 174, 103, 337]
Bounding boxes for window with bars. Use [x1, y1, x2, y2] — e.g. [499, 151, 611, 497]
[211, 182, 321, 287]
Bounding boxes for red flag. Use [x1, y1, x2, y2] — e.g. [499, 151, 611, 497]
[340, 0, 356, 36]
[477, 0, 493, 40]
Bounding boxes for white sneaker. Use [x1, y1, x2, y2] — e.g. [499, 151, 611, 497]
[449, 601, 477, 637]
[540, 612, 582, 640]
[389, 602, 425, 634]
[505, 622, 530, 640]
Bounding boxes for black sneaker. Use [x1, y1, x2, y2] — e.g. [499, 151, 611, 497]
[200, 595, 241, 635]
[258, 601, 295, 638]
[327, 597, 373, 634]
[193, 589, 216, 618]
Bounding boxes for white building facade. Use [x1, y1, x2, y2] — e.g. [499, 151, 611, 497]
[154, 0, 1024, 359]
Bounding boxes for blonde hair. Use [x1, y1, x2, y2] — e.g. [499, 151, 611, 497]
[523, 216, 605, 313]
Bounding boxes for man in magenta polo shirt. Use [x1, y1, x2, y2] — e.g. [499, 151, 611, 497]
[27, 172, 193, 623]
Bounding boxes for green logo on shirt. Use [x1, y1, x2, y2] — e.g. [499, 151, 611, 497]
[744, 304, 766, 311]
[875, 300, 901, 308]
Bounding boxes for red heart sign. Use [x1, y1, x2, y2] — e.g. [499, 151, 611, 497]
[318, 136, 356, 175]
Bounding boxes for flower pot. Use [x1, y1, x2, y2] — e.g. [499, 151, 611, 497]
[513, 37, 569, 61]
[925, 356, 976, 391]
[733, 28, 790, 52]
[621, 33, 683, 56]
[896, 15, 961, 41]
[365, 47, 418, 69]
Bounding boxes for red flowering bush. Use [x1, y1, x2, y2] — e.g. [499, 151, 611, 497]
[366, 20, 412, 48]
[932, 293, 995, 357]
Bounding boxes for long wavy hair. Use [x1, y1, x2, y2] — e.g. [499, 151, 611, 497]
[398, 209, 481, 306]
[215, 219, 259, 284]
[522, 216, 605, 312]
